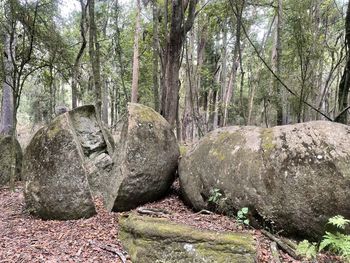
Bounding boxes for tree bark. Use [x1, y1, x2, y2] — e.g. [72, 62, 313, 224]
[131, 0, 141, 103]
[222, 0, 244, 126]
[152, 0, 160, 111]
[71, 0, 87, 109]
[337, 1, 350, 124]
[88, 0, 103, 120]
[182, 28, 195, 142]
[271, 0, 284, 125]
[0, 32, 14, 135]
[218, 20, 228, 127]
[160, 0, 198, 129]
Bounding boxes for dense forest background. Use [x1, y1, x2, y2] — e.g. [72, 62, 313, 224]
[0, 0, 349, 143]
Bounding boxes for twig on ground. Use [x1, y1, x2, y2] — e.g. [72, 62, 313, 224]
[261, 230, 300, 260]
[195, 209, 213, 215]
[89, 240, 127, 263]
[270, 242, 281, 263]
[136, 207, 170, 216]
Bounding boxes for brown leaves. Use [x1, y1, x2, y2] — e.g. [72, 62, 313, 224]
[0, 184, 128, 262]
[0, 181, 344, 263]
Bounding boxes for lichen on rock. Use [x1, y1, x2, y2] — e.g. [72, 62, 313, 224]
[112, 103, 180, 212]
[23, 105, 117, 220]
[119, 214, 256, 263]
[179, 121, 350, 240]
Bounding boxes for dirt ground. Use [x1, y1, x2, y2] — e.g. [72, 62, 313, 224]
[0, 181, 343, 263]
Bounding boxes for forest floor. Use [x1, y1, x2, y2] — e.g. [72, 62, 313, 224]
[0, 181, 343, 263]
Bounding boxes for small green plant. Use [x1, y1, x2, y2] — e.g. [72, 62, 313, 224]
[296, 240, 317, 259]
[208, 188, 222, 205]
[319, 215, 350, 260]
[237, 207, 249, 225]
[297, 215, 350, 261]
[327, 215, 350, 230]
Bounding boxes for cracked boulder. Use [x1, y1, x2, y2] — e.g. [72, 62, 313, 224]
[23, 105, 117, 220]
[179, 121, 350, 240]
[112, 103, 179, 211]
[0, 135, 23, 185]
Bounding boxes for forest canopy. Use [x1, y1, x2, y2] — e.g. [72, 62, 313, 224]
[0, 0, 349, 142]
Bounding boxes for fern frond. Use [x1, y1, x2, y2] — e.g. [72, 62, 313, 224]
[297, 240, 317, 259]
[319, 231, 350, 259]
[328, 215, 350, 229]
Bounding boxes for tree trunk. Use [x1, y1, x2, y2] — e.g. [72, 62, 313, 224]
[102, 80, 109, 124]
[222, 0, 243, 126]
[182, 29, 195, 142]
[0, 30, 14, 135]
[72, 0, 87, 109]
[152, 0, 160, 111]
[218, 20, 228, 127]
[160, 0, 198, 129]
[337, 1, 350, 124]
[271, 0, 284, 125]
[131, 0, 141, 103]
[88, 0, 103, 120]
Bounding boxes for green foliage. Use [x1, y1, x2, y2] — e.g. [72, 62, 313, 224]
[319, 232, 350, 259]
[208, 188, 222, 205]
[296, 240, 317, 259]
[327, 215, 350, 230]
[297, 215, 350, 261]
[319, 216, 350, 260]
[236, 207, 249, 225]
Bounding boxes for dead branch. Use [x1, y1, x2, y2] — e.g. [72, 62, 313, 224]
[89, 240, 127, 263]
[195, 209, 213, 215]
[136, 207, 170, 216]
[261, 230, 301, 260]
[270, 242, 281, 263]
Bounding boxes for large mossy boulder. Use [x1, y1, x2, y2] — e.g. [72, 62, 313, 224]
[179, 121, 350, 240]
[23, 105, 117, 220]
[119, 214, 256, 263]
[112, 103, 179, 211]
[0, 135, 23, 185]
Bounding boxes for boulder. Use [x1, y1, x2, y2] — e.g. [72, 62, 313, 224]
[119, 214, 256, 263]
[112, 103, 179, 211]
[23, 105, 117, 220]
[0, 135, 23, 185]
[179, 121, 350, 239]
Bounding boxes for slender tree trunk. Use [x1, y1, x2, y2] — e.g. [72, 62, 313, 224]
[131, 0, 141, 103]
[102, 80, 109, 124]
[271, 0, 284, 125]
[182, 29, 195, 142]
[213, 67, 221, 130]
[160, 0, 168, 113]
[222, 1, 243, 126]
[152, 0, 160, 111]
[72, 0, 87, 109]
[88, 0, 103, 119]
[337, 1, 350, 124]
[0, 32, 14, 135]
[218, 20, 228, 127]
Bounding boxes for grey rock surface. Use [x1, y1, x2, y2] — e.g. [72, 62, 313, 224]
[179, 121, 350, 239]
[112, 103, 179, 211]
[119, 214, 256, 263]
[24, 105, 117, 220]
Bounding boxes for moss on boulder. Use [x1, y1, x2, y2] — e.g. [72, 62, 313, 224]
[179, 121, 350, 240]
[112, 103, 179, 211]
[119, 214, 256, 263]
[23, 105, 117, 220]
[0, 135, 23, 185]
